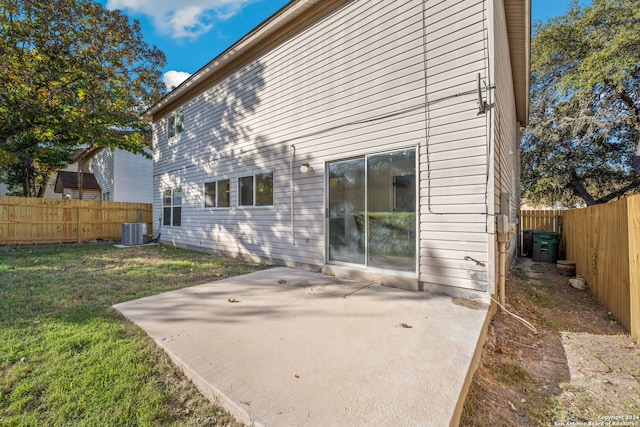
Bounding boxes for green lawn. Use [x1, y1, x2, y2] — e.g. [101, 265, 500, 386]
[0, 243, 268, 426]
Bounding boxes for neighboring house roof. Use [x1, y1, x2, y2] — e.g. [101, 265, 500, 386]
[142, 0, 530, 126]
[74, 145, 100, 162]
[54, 171, 102, 192]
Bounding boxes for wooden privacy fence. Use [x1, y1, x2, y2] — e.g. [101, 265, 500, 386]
[520, 195, 640, 341]
[0, 196, 153, 244]
[519, 209, 563, 233]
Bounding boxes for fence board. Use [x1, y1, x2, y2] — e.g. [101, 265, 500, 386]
[628, 196, 640, 342]
[0, 196, 152, 244]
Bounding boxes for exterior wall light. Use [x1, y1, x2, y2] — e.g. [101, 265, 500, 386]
[300, 162, 312, 174]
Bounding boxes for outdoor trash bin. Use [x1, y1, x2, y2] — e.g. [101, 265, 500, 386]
[532, 231, 559, 263]
[523, 230, 534, 257]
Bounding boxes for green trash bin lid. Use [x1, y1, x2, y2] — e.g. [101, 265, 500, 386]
[532, 231, 559, 243]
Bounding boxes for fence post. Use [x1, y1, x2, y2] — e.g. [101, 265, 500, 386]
[76, 206, 81, 243]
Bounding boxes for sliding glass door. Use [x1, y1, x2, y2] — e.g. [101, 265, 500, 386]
[327, 149, 416, 272]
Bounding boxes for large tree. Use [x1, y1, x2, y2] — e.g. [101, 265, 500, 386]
[0, 0, 166, 196]
[522, 0, 640, 207]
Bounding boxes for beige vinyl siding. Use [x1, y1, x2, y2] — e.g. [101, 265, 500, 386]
[153, 0, 429, 267]
[112, 150, 153, 203]
[419, 0, 490, 292]
[91, 149, 114, 200]
[69, 190, 101, 201]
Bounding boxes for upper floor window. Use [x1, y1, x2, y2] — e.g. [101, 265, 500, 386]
[239, 172, 273, 207]
[204, 179, 231, 208]
[163, 187, 182, 226]
[168, 110, 184, 138]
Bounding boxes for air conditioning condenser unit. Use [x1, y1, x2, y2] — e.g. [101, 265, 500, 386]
[121, 222, 147, 246]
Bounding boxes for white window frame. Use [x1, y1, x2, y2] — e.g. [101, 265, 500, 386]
[163, 187, 182, 226]
[204, 179, 231, 208]
[238, 172, 273, 207]
[168, 110, 184, 139]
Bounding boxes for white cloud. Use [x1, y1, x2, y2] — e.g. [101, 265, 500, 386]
[106, 0, 251, 40]
[163, 70, 192, 91]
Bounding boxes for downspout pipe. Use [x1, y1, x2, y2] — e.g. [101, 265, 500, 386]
[496, 214, 515, 310]
[498, 240, 507, 309]
[290, 145, 295, 245]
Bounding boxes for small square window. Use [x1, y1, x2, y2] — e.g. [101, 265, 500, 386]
[239, 172, 273, 207]
[172, 187, 182, 205]
[204, 180, 230, 208]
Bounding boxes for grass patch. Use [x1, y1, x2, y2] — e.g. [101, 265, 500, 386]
[621, 398, 640, 415]
[540, 314, 566, 331]
[523, 392, 556, 424]
[559, 382, 580, 392]
[536, 279, 554, 290]
[461, 398, 476, 421]
[530, 263, 550, 274]
[0, 243, 266, 426]
[490, 363, 530, 386]
[512, 269, 529, 282]
[525, 289, 552, 308]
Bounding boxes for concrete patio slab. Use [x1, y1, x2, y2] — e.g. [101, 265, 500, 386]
[114, 267, 490, 426]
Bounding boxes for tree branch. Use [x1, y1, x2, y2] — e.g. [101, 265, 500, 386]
[568, 171, 596, 206]
[595, 181, 640, 205]
[616, 87, 640, 130]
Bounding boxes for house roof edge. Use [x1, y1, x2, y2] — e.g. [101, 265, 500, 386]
[504, 0, 531, 127]
[142, 0, 350, 122]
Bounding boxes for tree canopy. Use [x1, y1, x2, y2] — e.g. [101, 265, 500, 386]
[522, 0, 640, 207]
[0, 0, 166, 196]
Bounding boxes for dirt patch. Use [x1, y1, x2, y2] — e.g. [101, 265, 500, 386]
[461, 258, 640, 426]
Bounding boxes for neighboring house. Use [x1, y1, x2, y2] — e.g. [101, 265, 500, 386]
[89, 147, 153, 203]
[144, 0, 529, 300]
[54, 170, 102, 200]
[43, 161, 79, 199]
[44, 147, 153, 203]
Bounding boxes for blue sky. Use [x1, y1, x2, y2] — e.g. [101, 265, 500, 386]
[97, 0, 590, 90]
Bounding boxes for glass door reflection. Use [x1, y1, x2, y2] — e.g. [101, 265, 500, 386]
[328, 158, 365, 265]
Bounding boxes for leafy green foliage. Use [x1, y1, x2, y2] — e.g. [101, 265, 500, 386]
[2, 145, 77, 196]
[522, 0, 640, 207]
[0, 0, 166, 196]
